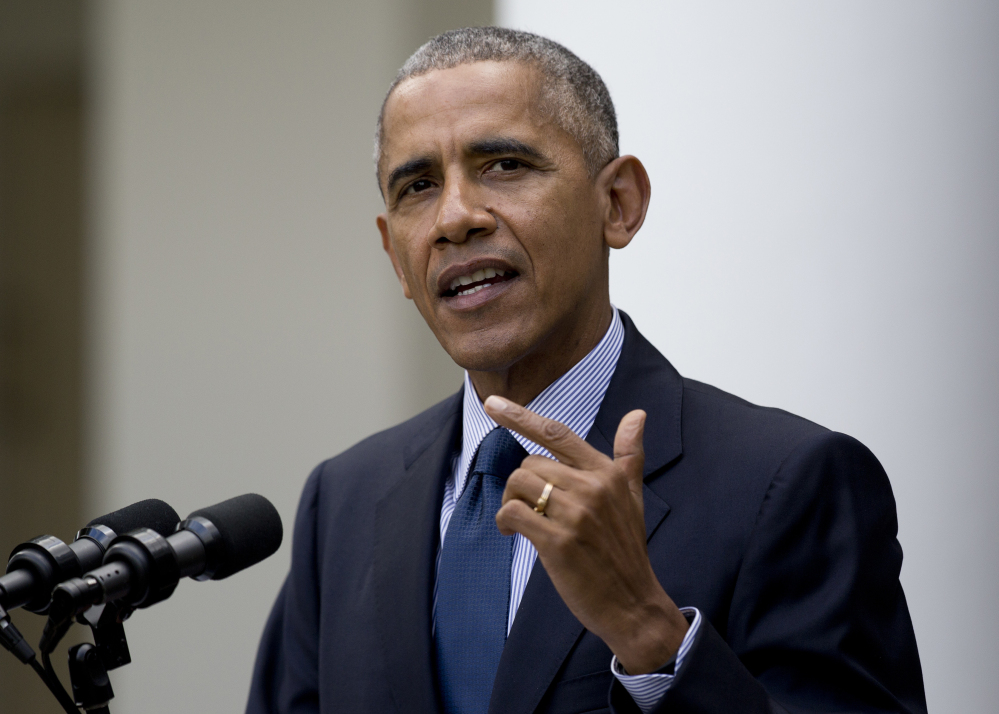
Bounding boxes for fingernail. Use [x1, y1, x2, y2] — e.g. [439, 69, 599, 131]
[485, 395, 508, 412]
[631, 411, 646, 432]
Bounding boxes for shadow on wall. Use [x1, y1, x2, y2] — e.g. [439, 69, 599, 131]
[0, 1, 87, 712]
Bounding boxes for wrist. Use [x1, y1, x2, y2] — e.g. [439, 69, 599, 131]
[606, 591, 689, 675]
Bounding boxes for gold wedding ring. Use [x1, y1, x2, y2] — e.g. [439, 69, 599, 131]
[534, 481, 554, 515]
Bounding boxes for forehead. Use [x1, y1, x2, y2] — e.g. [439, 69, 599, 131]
[380, 61, 555, 164]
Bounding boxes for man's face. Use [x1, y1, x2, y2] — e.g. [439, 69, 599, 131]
[377, 60, 611, 373]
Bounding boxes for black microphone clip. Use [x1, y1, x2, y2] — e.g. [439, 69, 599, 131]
[0, 603, 35, 664]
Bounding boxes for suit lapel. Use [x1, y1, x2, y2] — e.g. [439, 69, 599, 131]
[373, 392, 462, 714]
[586, 424, 673, 541]
[489, 313, 683, 714]
[592, 310, 684, 481]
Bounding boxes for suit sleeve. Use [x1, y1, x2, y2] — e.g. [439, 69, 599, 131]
[611, 431, 926, 714]
[246, 465, 323, 714]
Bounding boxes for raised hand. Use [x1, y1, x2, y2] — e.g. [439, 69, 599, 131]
[483, 395, 689, 674]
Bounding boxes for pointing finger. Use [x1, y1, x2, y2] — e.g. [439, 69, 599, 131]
[483, 396, 607, 469]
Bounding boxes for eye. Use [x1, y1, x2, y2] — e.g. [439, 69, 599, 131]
[494, 159, 523, 172]
[403, 178, 435, 195]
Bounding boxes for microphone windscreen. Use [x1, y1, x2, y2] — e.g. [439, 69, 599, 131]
[187, 494, 283, 580]
[88, 499, 180, 537]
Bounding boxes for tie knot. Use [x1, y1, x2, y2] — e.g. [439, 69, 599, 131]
[470, 427, 527, 480]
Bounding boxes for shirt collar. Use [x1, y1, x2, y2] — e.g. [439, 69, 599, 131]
[455, 307, 625, 498]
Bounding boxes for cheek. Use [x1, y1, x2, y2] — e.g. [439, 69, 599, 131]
[521, 188, 604, 279]
[389, 224, 432, 284]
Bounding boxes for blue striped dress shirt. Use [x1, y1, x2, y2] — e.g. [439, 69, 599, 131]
[433, 308, 701, 713]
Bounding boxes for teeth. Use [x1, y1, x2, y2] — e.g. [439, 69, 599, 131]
[448, 268, 509, 292]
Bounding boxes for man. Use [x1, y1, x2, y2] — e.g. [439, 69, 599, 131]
[247, 27, 925, 714]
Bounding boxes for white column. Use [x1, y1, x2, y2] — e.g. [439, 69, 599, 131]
[499, 1, 999, 711]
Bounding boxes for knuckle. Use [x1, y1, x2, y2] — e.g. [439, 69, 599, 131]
[541, 420, 570, 444]
[593, 475, 612, 497]
[579, 503, 601, 531]
[562, 502, 587, 530]
[498, 501, 522, 525]
[495, 508, 519, 535]
[579, 474, 608, 502]
[507, 468, 529, 489]
[556, 497, 595, 532]
[522, 454, 547, 469]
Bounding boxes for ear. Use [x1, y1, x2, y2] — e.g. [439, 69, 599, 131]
[377, 214, 413, 300]
[596, 155, 651, 250]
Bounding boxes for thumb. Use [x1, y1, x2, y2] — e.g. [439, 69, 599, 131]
[613, 410, 647, 489]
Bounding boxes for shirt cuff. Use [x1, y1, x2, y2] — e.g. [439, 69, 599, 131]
[609, 607, 702, 714]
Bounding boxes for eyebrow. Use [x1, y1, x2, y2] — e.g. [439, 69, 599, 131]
[468, 138, 546, 162]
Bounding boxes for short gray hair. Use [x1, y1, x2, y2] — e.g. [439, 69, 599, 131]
[374, 27, 619, 180]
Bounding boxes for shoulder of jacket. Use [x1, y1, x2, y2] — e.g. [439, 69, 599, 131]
[311, 389, 461, 482]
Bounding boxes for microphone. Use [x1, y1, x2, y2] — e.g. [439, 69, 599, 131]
[0, 499, 180, 614]
[46, 494, 282, 630]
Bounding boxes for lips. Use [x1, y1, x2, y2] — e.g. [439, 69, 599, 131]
[437, 256, 520, 300]
[441, 267, 516, 298]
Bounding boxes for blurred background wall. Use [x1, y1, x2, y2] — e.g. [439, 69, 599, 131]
[0, 1, 996, 712]
[1, 0, 479, 711]
[1, 1, 86, 710]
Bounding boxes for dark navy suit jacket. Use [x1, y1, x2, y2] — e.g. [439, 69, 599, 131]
[246, 314, 926, 714]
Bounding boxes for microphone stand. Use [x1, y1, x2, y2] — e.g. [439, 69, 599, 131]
[67, 600, 134, 713]
[36, 598, 135, 713]
[67, 642, 113, 714]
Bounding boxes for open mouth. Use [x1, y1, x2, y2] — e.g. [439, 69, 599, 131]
[441, 268, 518, 298]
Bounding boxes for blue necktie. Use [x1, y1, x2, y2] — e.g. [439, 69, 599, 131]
[436, 426, 528, 714]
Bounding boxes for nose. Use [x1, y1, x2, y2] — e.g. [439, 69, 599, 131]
[430, 172, 496, 246]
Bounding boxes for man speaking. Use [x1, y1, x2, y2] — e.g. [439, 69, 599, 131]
[247, 28, 925, 714]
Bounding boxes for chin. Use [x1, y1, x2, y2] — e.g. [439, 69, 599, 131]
[438, 325, 533, 374]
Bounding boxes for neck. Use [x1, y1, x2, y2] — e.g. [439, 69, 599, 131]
[467, 303, 614, 406]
